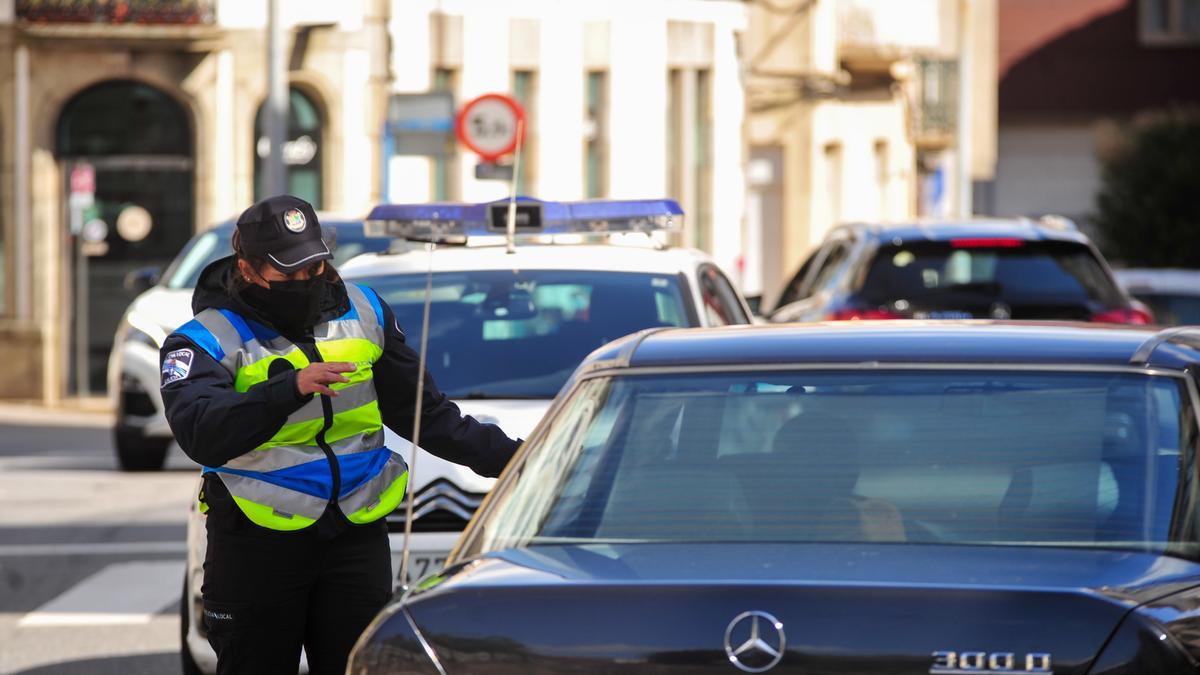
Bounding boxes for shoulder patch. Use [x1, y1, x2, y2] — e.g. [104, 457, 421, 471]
[161, 348, 194, 387]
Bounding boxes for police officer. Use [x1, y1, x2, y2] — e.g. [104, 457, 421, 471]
[161, 195, 519, 675]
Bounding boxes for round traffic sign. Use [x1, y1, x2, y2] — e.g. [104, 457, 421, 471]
[455, 93, 525, 162]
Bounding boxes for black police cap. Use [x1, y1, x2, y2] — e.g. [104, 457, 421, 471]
[235, 195, 332, 273]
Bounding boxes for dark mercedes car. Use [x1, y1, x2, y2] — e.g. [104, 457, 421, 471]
[349, 322, 1200, 674]
[768, 218, 1153, 325]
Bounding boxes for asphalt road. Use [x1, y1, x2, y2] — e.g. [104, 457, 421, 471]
[0, 416, 199, 675]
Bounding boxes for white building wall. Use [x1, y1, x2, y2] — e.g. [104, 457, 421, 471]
[608, 11, 668, 199]
[459, 8, 513, 203]
[809, 99, 914, 245]
[710, 20, 747, 280]
[388, 0, 436, 203]
[340, 48, 373, 213]
[536, 11, 585, 200]
[216, 0, 364, 31]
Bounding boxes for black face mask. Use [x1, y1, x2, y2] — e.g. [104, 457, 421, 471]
[239, 277, 326, 333]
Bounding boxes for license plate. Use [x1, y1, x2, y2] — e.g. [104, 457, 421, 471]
[396, 552, 448, 585]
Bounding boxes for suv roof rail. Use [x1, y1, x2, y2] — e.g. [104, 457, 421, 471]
[1034, 214, 1078, 231]
[1130, 326, 1200, 366]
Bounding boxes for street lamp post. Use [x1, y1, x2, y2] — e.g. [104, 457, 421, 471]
[265, 0, 288, 197]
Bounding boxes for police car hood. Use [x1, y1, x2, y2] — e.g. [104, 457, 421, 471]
[191, 255, 350, 328]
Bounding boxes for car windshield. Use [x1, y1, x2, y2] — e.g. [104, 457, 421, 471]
[161, 223, 388, 289]
[861, 241, 1123, 306]
[356, 270, 690, 399]
[468, 369, 1198, 558]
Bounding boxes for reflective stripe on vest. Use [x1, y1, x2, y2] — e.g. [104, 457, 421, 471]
[176, 283, 408, 531]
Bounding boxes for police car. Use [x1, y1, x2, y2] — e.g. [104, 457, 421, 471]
[180, 198, 752, 673]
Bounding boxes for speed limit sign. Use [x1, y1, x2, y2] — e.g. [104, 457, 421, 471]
[455, 93, 526, 162]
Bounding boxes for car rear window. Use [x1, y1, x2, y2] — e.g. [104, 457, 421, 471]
[1130, 292, 1200, 327]
[860, 240, 1123, 307]
[471, 369, 1196, 557]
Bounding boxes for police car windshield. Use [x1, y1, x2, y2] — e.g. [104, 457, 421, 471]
[468, 369, 1195, 556]
[162, 223, 389, 289]
[356, 270, 690, 399]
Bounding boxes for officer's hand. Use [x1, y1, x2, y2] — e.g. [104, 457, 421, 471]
[296, 362, 356, 397]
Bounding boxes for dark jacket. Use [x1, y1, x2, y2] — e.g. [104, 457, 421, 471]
[159, 256, 519, 478]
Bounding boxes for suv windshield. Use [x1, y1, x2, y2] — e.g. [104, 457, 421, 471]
[161, 223, 388, 289]
[861, 241, 1123, 312]
[357, 270, 690, 398]
[469, 369, 1197, 557]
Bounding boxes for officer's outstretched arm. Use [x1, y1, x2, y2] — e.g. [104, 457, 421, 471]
[369, 291, 521, 478]
[160, 334, 310, 467]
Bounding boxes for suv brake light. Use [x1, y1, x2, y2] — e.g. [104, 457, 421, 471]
[950, 238, 1025, 248]
[1091, 308, 1154, 325]
[828, 309, 901, 321]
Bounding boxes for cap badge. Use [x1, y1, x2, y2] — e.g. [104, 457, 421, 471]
[283, 209, 307, 233]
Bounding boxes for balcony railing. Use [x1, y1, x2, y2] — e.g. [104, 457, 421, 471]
[17, 0, 214, 25]
[914, 58, 957, 142]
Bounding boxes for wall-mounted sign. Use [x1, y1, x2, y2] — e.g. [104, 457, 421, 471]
[387, 92, 456, 157]
[116, 205, 153, 242]
[256, 135, 318, 166]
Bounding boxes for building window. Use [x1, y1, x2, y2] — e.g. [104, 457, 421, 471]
[875, 140, 889, 220]
[511, 70, 538, 197]
[916, 58, 957, 138]
[694, 69, 712, 251]
[667, 68, 683, 205]
[584, 70, 608, 199]
[1141, 0, 1200, 44]
[432, 67, 459, 201]
[254, 87, 324, 208]
[824, 142, 843, 228]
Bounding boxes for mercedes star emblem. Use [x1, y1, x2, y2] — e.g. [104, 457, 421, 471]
[724, 610, 786, 673]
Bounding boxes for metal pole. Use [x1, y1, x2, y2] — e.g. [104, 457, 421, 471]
[399, 241, 438, 589]
[505, 119, 525, 255]
[71, 200, 87, 398]
[14, 44, 31, 322]
[265, 0, 288, 196]
[956, 0, 974, 218]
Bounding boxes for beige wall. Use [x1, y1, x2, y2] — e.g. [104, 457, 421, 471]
[0, 18, 387, 401]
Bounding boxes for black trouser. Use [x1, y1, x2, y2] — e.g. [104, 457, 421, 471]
[201, 476, 393, 675]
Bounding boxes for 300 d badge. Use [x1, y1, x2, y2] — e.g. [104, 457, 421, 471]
[931, 650, 1052, 674]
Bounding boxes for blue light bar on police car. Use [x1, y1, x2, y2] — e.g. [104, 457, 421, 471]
[364, 197, 683, 242]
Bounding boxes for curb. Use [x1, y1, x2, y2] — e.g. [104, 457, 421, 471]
[0, 402, 114, 427]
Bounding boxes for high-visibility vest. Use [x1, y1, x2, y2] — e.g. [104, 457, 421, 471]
[175, 283, 408, 531]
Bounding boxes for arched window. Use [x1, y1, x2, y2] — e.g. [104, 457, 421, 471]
[56, 80, 195, 394]
[58, 80, 192, 158]
[254, 87, 324, 208]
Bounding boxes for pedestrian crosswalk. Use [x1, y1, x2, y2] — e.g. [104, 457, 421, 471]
[17, 560, 183, 628]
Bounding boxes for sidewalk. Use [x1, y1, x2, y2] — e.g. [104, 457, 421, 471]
[0, 397, 114, 427]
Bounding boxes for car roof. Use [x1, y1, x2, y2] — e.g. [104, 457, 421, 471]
[209, 213, 364, 232]
[1115, 268, 1200, 296]
[338, 242, 713, 277]
[580, 322, 1200, 373]
[834, 219, 1091, 245]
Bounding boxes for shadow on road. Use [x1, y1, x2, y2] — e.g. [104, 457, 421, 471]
[11, 652, 179, 675]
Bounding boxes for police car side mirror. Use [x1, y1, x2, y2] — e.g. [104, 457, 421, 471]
[124, 266, 161, 294]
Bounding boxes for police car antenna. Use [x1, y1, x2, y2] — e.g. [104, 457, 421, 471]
[505, 119, 524, 255]
[398, 238, 437, 590]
